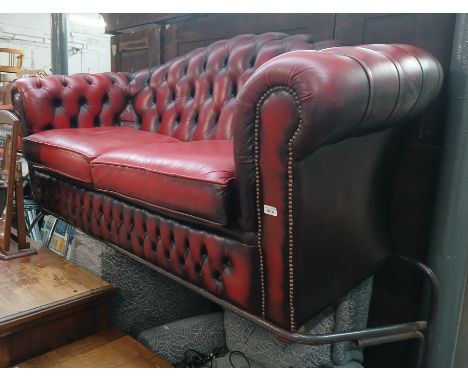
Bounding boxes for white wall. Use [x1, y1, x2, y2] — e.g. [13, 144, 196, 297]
[0, 13, 111, 74]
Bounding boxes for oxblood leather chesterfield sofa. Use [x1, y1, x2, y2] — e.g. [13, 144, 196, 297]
[11, 33, 442, 332]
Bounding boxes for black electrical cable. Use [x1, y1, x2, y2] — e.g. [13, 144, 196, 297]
[228, 350, 250, 368]
[174, 346, 250, 368]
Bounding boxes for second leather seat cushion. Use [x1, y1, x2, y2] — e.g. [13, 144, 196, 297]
[22, 127, 179, 184]
[91, 140, 236, 227]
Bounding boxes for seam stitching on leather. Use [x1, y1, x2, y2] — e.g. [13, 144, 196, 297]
[28, 162, 92, 184]
[93, 186, 228, 227]
[359, 47, 404, 124]
[91, 161, 235, 186]
[23, 139, 100, 158]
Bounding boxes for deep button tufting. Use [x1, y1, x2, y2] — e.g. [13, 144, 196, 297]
[93, 116, 101, 126]
[12, 33, 329, 141]
[212, 270, 221, 282]
[195, 263, 202, 274]
[78, 96, 87, 107]
[52, 98, 62, 107]
[200, 245, 208, 261]
[70, 115, 78, 128]
[222, 256, 232, 268]
[179, 256, 185, 265]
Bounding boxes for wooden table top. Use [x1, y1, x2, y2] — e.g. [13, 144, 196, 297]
[0, 242, 115, 326]
[17, 328, 173, 368]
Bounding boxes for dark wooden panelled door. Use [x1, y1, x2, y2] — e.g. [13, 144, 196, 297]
[162, 13, 336, 62]
[111, 26, 161, 72]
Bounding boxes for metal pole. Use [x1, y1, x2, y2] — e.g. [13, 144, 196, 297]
[426, 13, 468, 368]
[51, 13, 68, 75]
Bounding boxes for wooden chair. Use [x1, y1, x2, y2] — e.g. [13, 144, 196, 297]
[0, 48, 24, 74]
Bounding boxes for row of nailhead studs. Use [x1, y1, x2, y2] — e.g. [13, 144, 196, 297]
[254, 85, 302, 332]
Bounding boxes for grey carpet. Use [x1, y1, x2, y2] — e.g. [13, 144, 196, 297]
[67, 230, 214, 337]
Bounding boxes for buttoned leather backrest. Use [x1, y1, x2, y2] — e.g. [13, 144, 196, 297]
[11, 72, 131, 135]
[12, 33, 336, 140]
[125, 33, 332, 141]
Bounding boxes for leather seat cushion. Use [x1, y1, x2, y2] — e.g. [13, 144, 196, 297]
[91, 140, 235, 227]
[22, 127, 179, 184]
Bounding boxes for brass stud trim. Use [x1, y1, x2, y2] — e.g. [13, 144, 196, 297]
[254, 85, 302, 331]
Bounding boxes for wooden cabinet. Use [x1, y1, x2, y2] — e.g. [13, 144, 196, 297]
[111, 26, 161, 72]
[102, 13, 199, 34]
[0, 244, 116, 366]
[162, 13, 336, 62]
[107, 14, 337, 69]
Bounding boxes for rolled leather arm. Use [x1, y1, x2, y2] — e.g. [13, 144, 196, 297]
[11, 72, 132, 136]
[235, 44, 443, 161]
[233, 44, 443, 330]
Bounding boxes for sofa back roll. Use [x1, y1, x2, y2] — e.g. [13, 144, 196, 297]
[11, 33, 338, 139]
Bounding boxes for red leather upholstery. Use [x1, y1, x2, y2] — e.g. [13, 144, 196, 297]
[11, 33, 336, 140]
[234, 44, 443, 329]
[23, 127, 178, 184]
[91, 140, 235, 226]
[13, 33, 444, 332]
[12, 73, 131, 136]
[126, 34, 338, 141]
[31, 170, 261, 314]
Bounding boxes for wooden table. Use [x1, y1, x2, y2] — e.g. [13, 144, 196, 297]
[0, 241, 116, 366]
[17, 328, 172, 368]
